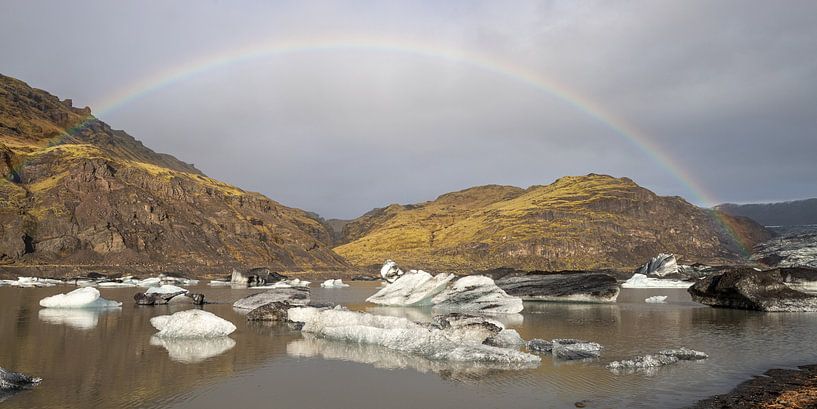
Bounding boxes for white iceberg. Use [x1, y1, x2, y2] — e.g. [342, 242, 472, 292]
[622, 274, 693, 289]
[253, 278, 311, 289]
[645, 295, 668, 303]
[145, 284, 188, 295]
[432, 275, 524, 314]
[3, 277, 58, 287]
[39, 287, 122, 309]
[320, 279, 349, 288]
[137, 277, 163, 287]
[97, 281, 137, 288]
[150, 309, 236, 338]
[380, 259, 405, 283]
[150, 336, 236, 363]
[367, 271, 454, 306]
[288, 307, 540, 365]
[208, 280, 231, 286]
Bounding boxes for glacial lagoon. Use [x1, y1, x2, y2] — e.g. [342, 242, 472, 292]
[2, 283, 817, 408]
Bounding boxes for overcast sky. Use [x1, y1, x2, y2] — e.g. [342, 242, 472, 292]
[2, 1, 816, 218]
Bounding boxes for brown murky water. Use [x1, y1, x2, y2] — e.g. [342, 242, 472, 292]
[2, 283, 817, 408]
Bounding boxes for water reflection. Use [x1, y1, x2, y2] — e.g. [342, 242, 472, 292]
[37, 308, 119, 330]
[150, 336, 237, 363]
[287, 334, 536, 382]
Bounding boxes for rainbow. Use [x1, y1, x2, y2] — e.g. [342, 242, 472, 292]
[59, 36, 752, 255]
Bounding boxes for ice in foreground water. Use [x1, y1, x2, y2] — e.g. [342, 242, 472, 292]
[150, 310, 236, 338]
[645, 295, 669, 303]
[39, 287, 122, 309]
[366, 271, 454, 306]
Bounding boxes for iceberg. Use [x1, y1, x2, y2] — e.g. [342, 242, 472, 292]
[320, 279, 349, 288]
[137, 277, 162, 287]
[607, 347, 708, 373]
[551, 339, 603, 360]
[145, 284, 188, 295]
[233, 287, 310, 311]
[637, 253, 679, 277]
[39, 287, 122, 308]
[645, 295, 668, 303]
[208, 280, 231, 286]
[622, 273, 693, 289]
[2, 277, 59, 287]
[150, 309, 236, 338]
[366, 271, 454, 306]
[432, 275, 524, 314]
[288, 307, 540, 365]
[0, 367, 41, 390]
[253, 278, 311, 289]
[494, 272, 620, 303]
[150, 336, 236, 363]
[97, 281, 137, 288]
[380, 259, 405, 283]
[484, 329, 526, 348]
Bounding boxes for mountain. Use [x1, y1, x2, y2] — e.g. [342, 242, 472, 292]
[715, 199, 817, 227]
[333, 175, 772, 271]
[0, 74, 347, 275]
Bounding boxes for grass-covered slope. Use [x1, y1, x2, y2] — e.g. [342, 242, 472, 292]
[335, 175, 772, 271]
[0, 74, 347, 272]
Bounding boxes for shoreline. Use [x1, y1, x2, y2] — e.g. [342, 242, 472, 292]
[691, 364, 817, 408]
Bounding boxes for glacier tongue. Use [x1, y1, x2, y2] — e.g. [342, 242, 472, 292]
[288, 307, 540, 365]
[432, 275, 524, 314]
[366, 270, 454, 306]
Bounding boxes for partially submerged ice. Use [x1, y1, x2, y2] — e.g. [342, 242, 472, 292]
[288, 307, 540, 366]
[145, 284, 188, 295]
[432, 275, 524, 314]
[233, 287, 310, 311]
[150, 310, 236, 338]
[0, 367, 41, 390]
[622, 274, 693, 289]
[550, 339, 603, 360]
[39, 287, 122, 309]
[366, 270, 454, 306]
[645, 295, 668, 303]
[320, 279, 349, 288]
[607, 348, 708, 373]
[380, 259, 405, 283]
[494, 272, 620, 303]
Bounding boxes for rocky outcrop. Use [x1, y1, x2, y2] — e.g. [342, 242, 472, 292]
[492, 271, 620, 303]
[334, 175, 772, 271]
[0, 74, 347, 273]
[688, 268, 817, 311]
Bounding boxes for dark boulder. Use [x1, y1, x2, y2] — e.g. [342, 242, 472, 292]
[493, 271, 620, 303]
[688, 268, 817, 312]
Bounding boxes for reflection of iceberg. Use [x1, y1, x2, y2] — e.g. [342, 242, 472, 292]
[150, 336, 236, 363]
[38, 308, 108, 330]
[287, 335, 535, 381]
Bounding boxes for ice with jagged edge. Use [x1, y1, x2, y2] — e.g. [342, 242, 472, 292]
[150, 336, 236, 363]
[1, 277, 60, 287]
[551, 339, 603, 360]
[367, 270, 454, 306]
[432, 275, 524, 314]
[288, 307, 540, 365]
[320, 279, 350, 288]
[39, 287, 122, 308]
[0, 367, 41, 390]
[254, 278, 311, 289]
[151, 309, 236, 338]
[622, 273, 693, 288]
[380, 259, 405, 283]
[145, 284, 188, 295]
[607, 347, 708, 374]
[645, 295, 668, 303]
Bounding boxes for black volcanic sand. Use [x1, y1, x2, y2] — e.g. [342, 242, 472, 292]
[691, 365, 817, 408]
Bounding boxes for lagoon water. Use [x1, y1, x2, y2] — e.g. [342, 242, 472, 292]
[2, 283, 817, 408]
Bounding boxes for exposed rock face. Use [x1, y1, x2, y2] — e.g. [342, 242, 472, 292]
[753, 229, 817, 269]
[492, 271, 620, 303]
[688, 268, 817, 311]
[232, 287, 310, 311]
[334, 175, 771, 271]
[0, 74, 347, 272]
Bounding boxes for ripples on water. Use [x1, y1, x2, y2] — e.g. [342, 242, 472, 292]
[1, 284, 816, 408]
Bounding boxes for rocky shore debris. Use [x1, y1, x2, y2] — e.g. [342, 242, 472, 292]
[39, 287, 122, 308]
[690, 364, 817, 409]
[688, 268, 817, 311]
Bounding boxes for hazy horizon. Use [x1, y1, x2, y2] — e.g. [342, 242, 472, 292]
[2, 1, 816, 219]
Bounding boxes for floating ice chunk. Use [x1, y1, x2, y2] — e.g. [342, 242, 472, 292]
[380, 260, 405, 283]
[551, 339, 603, 360]
[288, 307, 540, 365]
[150, 335, 236, 363]
[0, 367, 41, 390]
[484, 329, 526, 348]
[97, 281, 137, 288]
[137, 277, 162, 287]
[150, 310, 236, 338]
[658, 348, 709, 360]
[367, 271, 454, 306]
[233, 287, 310, 311]
[4, 277, 58, 287]
[145, 285, 188, 295]
[607, 348, 708, 373]
[645, 295, 668, 303]
[208, 280, 231, 286]
[638, 253, 679, 277]
[432, 276, 524, 314]
[622, 274, 693, 289]
[526, 339, 553, 354]
[39, 287, 122, 308]
[253, 278, 311, 289]
[320, 279, 349, 288]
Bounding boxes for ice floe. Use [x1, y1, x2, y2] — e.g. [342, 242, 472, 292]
[622, 273, 693, 289]
[645, 295, 668, 303]
[233, 287, 310, 311]
[551, 339, 603, 360]
[150, 310, 236, 338]
[1, 277, 59, 287]
[150, 336, 236, 363]
[432, 275, 524, 314]
[0, 367, 41, 390]
[607, 348, 708, 374]
[288, 307, 540, 365]
[366, 270, 454, 306]
[145, 285, 188, 295]
[638, 253, 679, 277]
[320, 279, 349, 288]
[484, 329, 526, 348]
[39, 287, 122, 309]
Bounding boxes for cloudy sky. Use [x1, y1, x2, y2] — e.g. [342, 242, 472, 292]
[2, 1, 815, 218]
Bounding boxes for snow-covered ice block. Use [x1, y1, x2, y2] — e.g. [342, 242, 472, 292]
[367, 271, 454, 306]
[380, 260, 405, 283]
[622, 274, 693, 289]
[645, 295, 668, 303]
[320, 279, 349, 288]
[39, 287, 122, 309]
[432, 276, 524, 314]
[150, 310, 236, 338]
